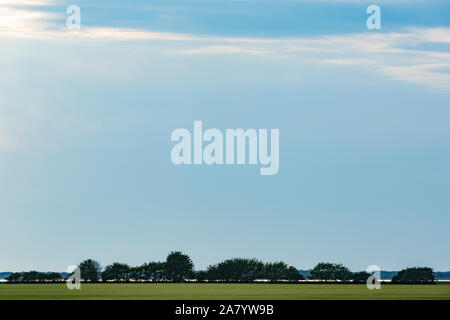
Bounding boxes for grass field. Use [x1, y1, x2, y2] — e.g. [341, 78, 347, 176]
[0, 283, 449, 300]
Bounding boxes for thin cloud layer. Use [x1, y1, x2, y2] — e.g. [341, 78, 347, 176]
[0, 3, 449, 90]
[0, 5, 59, 35]
[179, 46, 269, 55]
[1, 0, 55, 5]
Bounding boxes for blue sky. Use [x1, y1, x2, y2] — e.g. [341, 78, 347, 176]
[1, 0, 449, 272]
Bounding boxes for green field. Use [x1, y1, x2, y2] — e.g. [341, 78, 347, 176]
[1, 283, 449, 300]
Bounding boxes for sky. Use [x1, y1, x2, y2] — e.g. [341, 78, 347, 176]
[0, 0, 449, 272]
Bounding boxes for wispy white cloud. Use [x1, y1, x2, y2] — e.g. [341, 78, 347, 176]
[0, 3, 449, 90]
[179, 45, 268, 55]
[77, 28, 199, 41]
[300, 29, 450, 90]
[380, 64, 450, 90]
[320, 58, 374, 66]
[1, 0, 56, 6]
[0, 5, 59, 36]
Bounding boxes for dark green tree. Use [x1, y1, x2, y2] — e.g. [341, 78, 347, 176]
[22, 271, 40, 282]
[206, 264, 220, 282]
[310, 262, 352, 282]
[165, 251, 194, 282]
[194, 270, 208, 283]
[392, 267, 435, 284]
[286, 266, 304, 282]
[78, 259, 101, 282]
[264, 262, 289, 282]
[6, 272, 22, 283]
[102, 262, 132, 282]
[142, 262, 166, 282]
[130, 266, 145, 282]
[207, 258, 265, 282]
[51, 272, 61, 281]
[352, 271, 371, 284]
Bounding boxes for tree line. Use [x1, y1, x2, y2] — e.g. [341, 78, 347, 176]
[5, 251, 436, 284]
[6, 271, 61, 283]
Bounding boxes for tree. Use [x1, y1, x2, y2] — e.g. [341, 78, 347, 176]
[7, 271, 63, 283]
[22, 271, 40, 282]
[165, 251, 194, 282]
[264, 262, 289, 282]
[352, 272, 371, 284]
[142, 262, 166, 282]
[206, 264, 220, 282]
[207, 258, 265, 282]
[392, 267, 435, 284]
[6, 272, 22, 283]
[78, 259, 102, 282]
[130, 266, 145, 282]
[263, 263, 304, 282]
[309, 262, 352, 282]
[286, 266, 304, 282]
[102, 262, 132, 282]
[239, 259, 264, 282]
[335, 264, 353, 282]
[44, 272, 62, 282]
[194, 270, 208, 283]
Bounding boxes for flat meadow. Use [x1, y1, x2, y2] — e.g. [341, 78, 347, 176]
[1, 283, 449, 300]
